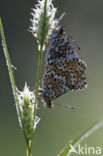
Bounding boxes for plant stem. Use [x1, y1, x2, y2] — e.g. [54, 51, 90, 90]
[0, 17, 31, 156]
[34, 0, 47, 118]
[0, 18, 20, 111]
[0, 18, 25, 125]
[58, 119, 103, 156]
[34, 44, 43, 114]
[26, 140, 32, 156]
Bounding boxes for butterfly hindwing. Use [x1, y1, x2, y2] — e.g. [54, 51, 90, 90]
[42, 59, 87, 101]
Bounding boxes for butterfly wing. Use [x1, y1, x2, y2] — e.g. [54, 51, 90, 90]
[64, 59, 87, 90]
[42, 26, 87, 108]
[47, 27, 79, 65]
[42, 64, 72, 101]
[42, 59, 87, 101]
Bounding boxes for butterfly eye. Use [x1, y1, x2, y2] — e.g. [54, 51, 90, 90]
[58, 26, 64, 34]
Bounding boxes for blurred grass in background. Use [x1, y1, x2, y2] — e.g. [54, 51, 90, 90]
[0, 0, 103, 155]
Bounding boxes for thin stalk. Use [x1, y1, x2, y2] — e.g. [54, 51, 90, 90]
[26, 140, 32, 156]
[34, 44, 43, 108]
[58, 119, 103, 156]
[0, 18, 29, 155]
[34, 0, 47, 118]
[0, 18, 25, 125]
[0, 18, 20, 113]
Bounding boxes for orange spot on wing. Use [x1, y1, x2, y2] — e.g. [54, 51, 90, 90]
[52, 66, 64, 75]
[53, 87, 61, 96]
[44, 75, 61, 88]
[51, 51, 55, 57]
[44, 77, 54, 86]
[51, 65, 73, 88]
[66, 62, 77, 71]
[44, 64, 48, 70]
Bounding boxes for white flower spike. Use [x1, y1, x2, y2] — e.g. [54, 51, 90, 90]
[17, 83, 40, 139]
[30, 0, 58, 44]
[17, 83, 35, 107]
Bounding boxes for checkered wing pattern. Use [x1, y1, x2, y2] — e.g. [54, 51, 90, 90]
[42, 26, 87, 108]
[46, 27, 79, 65]
[42, 60, 87, 100]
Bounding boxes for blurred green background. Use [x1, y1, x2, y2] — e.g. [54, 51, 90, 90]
[0, 0, 103, 156]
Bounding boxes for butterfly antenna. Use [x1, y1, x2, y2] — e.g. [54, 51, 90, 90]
[67, 30, 81, 51]
[58, 12, 66, 23]
[54, 102, 76, 110]
[72, 38, 81, 51]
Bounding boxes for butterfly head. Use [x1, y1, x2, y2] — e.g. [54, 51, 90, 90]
[57, 25, 65, 34]
[43, 99, 53, 108]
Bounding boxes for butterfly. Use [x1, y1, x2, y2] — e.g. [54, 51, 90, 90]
[42, 26, 87, 108]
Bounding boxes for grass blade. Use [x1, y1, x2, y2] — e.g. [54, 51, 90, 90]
[58, 120, 103, 156]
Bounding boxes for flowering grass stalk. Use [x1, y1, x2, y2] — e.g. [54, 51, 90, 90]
[30, 0, 58, 116]
[0, 0, 58, 155]
[0, 18, 40, 156]
[17, 84, 40, 156]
